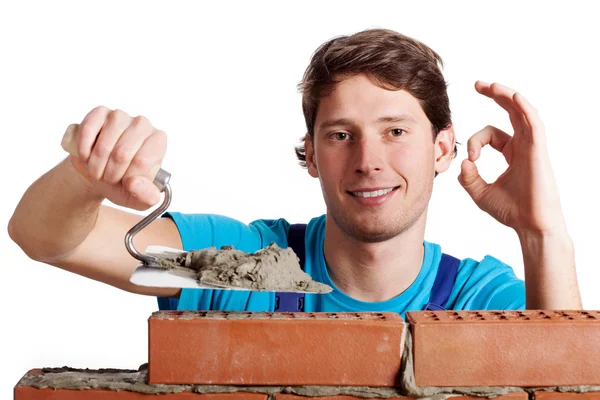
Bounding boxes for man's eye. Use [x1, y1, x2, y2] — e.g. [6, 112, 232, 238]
[388, 129, 406, 137]
[333, 132, 349, 140]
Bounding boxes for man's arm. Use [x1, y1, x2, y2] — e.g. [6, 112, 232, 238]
[518, 225, 581, 309]
[8, 107, 183, 297]
[458, 82, 582, 310]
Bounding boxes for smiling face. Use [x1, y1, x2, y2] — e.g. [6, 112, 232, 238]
[305, 74, 454, 243]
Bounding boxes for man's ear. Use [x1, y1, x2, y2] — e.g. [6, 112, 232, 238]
[304, 134, 319, 178]
[434, 125, 455, 175]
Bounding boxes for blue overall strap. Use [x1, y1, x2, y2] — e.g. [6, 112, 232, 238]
[274, 224, 307, 312]
[423, 253, 461, 311]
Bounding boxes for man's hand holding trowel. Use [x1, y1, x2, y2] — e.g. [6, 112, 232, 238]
[10, 106, 325, 298]
[10, 106, 186, 297]
[64, 107, 168, 213]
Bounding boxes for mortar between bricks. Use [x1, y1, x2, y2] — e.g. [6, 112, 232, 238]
[14, 359, 600, 399]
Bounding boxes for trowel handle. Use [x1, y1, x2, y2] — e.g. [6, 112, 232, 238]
[61, 123, 171, 192]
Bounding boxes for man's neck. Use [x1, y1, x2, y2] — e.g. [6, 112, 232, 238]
[322, 211, 427, 302]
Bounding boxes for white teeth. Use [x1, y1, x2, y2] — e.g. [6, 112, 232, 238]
[352, 188, 394, 198]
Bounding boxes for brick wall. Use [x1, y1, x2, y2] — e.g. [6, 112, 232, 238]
[14, 310, 600, 399]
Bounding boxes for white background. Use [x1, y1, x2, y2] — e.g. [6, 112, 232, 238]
[1, 0, 599, 396]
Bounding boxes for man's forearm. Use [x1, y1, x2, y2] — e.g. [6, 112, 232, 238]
[8, 157, 104, 262]
[518, 225, 582, 310]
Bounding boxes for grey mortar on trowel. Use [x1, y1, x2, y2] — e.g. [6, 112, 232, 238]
[155, 242, 332, 293]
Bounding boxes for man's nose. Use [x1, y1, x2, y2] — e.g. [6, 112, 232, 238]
[353, 136, 384, 174]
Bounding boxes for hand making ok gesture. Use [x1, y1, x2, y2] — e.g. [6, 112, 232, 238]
[459, 81, 566, 236]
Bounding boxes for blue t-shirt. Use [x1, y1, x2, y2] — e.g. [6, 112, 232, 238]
[157, 213, 525, 318]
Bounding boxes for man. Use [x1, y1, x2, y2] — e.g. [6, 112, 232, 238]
[8, 29, 582, 317]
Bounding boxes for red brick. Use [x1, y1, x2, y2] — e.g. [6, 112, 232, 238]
[274, 394, 527, 400]
[453, 395, 529, 400]
[149, 311, 404, 386]
[15, 386, 267, 399]
[407, 310, 600, 386]
[275, 395, 413, 400]
[534, 393, 600, 399]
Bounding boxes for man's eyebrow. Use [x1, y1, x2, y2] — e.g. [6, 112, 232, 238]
[317, 115, 417, 130]
[317, 118, 355, 130]
[375, 114, 418, 124]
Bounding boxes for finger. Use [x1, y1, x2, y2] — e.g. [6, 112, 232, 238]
[475, 81, 518, 113]
[122, 129, 167, 206]
[513, 92, 545, 144]
[87, 109, 132, 181]
[475, 81, 526, 133]
[77, 106, 111, 163]
[102, 115, 154, 185]
[458, 158, 490, 206]
[122, 175, 162, 210]
[466, 125, 512, 163]
[123, 128, 166, 181]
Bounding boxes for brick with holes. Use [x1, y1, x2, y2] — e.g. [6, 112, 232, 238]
[407, 310, 600, 387]
[148, 311, 404, 385]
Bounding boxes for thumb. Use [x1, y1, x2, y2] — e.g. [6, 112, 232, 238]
[69, 155, 92, 181]
[458, 158, 489, 205]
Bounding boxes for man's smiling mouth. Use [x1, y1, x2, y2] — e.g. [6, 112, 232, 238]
[349, 186, 400, 198]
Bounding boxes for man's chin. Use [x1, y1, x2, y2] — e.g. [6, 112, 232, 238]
[338, 220, 401, 243]
[352, 228, 400, 243]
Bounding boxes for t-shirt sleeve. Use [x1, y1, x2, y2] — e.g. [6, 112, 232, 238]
[451, 255, 526, 311]
[156, 212, 291, 311]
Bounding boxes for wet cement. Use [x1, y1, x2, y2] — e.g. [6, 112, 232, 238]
[156, 243, 332, 294]
[17, 364, 405, 397]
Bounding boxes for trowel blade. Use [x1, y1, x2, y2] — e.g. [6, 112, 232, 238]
[128, 245, 321, 293]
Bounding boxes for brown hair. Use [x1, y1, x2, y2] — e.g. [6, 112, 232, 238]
[295, 28, 456, 167]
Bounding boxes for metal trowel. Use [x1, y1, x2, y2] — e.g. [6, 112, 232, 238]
[61, 124, 330, 294]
